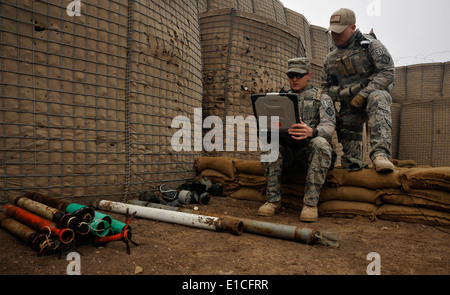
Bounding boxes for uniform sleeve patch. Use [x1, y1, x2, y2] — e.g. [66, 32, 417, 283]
[381, 55, 391, 64]
[371, 47, 387, 58]
[326, 107, 335, 118]
[322, 99, 335, 119]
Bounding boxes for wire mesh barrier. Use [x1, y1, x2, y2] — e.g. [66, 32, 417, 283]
[1, 0, 203, 203]
[399, 99, 450, 167]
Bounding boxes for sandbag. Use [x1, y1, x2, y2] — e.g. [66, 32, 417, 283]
[379, 189, 450, 213]
[195, 157, 238, 178]
[400, 167, 450, 192]
[390, 159, 417, 168]
[376, 204, 450, 226]
[319, 200, 378, 221]
[230, 187, 266, 203]
[236, 173, 266, 189]
[234, 160, 265, 176]
[195, 169, 239, 195]
[320, 186, 382, 205]
[326, 168, 402, 190]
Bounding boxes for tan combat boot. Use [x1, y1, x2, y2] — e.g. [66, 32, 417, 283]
[300, 205, 318, 223]
[373, 156, 394, 173]
[258, 201, 282, 217]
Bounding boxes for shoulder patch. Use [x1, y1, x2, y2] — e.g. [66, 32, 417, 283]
[321, 99, 335, 119]
[371, 47, 387, 58]
[381, 55, 391, 64]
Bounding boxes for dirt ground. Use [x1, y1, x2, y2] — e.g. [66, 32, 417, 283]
[0, 196, 449, 278]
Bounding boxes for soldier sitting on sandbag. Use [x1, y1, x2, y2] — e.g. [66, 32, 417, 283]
[259, 57, 336, 223]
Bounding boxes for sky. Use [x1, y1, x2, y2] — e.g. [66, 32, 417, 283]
[280, 0, 450, 66]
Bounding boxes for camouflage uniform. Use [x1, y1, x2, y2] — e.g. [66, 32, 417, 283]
[261, 83, 336, 207]
[322, 29, 395, 170]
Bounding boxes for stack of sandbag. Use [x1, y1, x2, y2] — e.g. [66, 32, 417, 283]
[376, 167, 450, 226]
[194, 157, 266, 201]
[194, 157, 450, 226]
[320, 167, 405, 222]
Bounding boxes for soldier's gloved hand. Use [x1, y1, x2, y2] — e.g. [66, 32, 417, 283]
[350, 94, 366, 109]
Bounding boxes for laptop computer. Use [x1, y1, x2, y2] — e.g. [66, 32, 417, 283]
[251, 93, 300, 134]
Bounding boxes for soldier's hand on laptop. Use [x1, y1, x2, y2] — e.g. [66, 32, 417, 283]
[288, 118, 313, 141]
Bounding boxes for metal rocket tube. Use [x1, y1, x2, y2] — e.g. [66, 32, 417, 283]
[127, 200, 339, 247]
[92, 199, 243, 235]
[3, 204, 75, 245]
[0, 213, 52, 253]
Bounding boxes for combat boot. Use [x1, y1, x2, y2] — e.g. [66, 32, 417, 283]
[258, 201, 282, 217]
[300, 205, 318, 223]
[373, 156, 394, 173]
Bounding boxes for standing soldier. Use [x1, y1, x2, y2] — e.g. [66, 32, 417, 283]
[259, 57, 336, 223]
[322, 8, 395, 173]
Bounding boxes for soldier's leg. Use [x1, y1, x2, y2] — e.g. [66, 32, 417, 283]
[303, 137, 333, 207]
[261, 147, 284, 203]
[338, 107, 366, 170]
[366, 90, 393, 160]
[259, 145, 293, 216]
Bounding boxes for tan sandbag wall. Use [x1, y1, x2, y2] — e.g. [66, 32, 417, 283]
[0, 0, 203, 202]
[195, 157, 450, 226]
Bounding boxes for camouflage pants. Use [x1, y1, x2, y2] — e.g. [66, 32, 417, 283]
[261, 137, 333, 207]
[338, 90, 392, 169]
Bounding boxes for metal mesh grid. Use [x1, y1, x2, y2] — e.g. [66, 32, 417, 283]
[200, 9, 300, 159]
[0, 0, 203, 203]
[442, 62, 450, 98]
[405, 63, 443, 101]
[285, 8, 312, 59]
[399, 100, 434, 166]
[310, 25, 332, 65]
[390, 66, 406, 103]
[390, 103, 402, 159]
[271, 0, 287, 26]
[431, 99, 450, 167]
[400, 99, 450, 167]
[1, 0, 129, 202]
[207, 0, 253, 13]
[127, 0, 203, 195]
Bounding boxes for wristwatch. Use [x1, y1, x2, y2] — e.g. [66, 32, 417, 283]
[312, 127, 318, 138]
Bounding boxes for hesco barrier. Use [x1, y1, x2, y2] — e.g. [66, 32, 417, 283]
[399, 99, 450, 167]
[0, 0, 203, 202]
[390, 62, 449, 166]
[199, 8, 303, 159]
[200, 0, 287, 25]
[391, 62, 450, 103]
[390, 103, 402, 160]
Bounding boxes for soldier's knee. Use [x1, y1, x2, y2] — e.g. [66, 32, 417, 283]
[367, 90, 392, 115]
[367, 90, 392, 106]
[310, 137, 333, 155]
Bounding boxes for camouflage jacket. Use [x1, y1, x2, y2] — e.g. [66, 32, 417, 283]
[321, 29, 395, 99]
[290, 84, 336, 143]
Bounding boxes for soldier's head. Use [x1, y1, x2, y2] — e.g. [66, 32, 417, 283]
[286, 57, 312, 93]
[328, 8, 357, 47]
